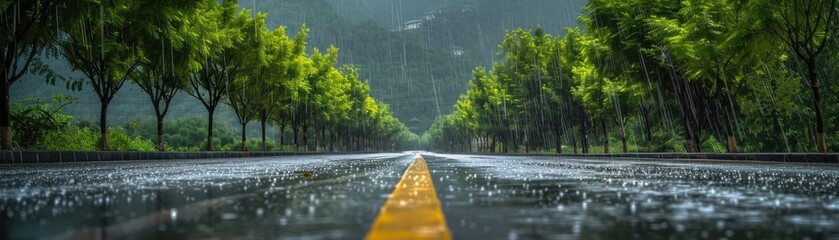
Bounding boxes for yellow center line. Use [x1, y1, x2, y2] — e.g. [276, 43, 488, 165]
[366, 156, 452, 240]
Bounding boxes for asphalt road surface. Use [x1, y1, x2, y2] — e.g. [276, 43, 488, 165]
[1, 153, 838, 239]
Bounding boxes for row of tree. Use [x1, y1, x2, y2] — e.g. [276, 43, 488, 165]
[424, 0, 838, 153]
[1, 0, 418, 152]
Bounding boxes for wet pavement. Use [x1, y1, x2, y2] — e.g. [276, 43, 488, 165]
[424, 153, 839, 239]
[1, 152, 838, 239]
[0, 153, 413, 240]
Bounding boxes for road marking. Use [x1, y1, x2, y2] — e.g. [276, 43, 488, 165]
[366, 156, 451, 240]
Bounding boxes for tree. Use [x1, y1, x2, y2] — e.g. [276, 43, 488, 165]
[264, 26, 311, 151]
[254, 26, 308, 151]
[299, 46, 348, 151]
[315, 62, 351, 152]
[60, 0, 156, 151]
[647, 0, 788, 153]
[341, 66, 372, 151]
[753, 0, 838, 152]
[571, 34, 614, 154]
[132, 0, 206, 151]
[225, 9, 268, 151]
[185, 0, 244, 151]
[1, 0, 65, 149]
[582, 0, 681, 152]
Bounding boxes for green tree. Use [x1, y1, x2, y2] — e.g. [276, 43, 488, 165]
[1, 0, 66, 149]
[341, 66, 372, 151]
[59, 0, 159, 150]
[131, 0, 206, 151]
[256, 26, 309, 151]
[225, 9, 268, 151]
[648, 0, 781, 152]
[582, 0, 683, 152]
[751, 0, 838, 152]
[298, 46, 348, 151]
[185, 0, 244, 151]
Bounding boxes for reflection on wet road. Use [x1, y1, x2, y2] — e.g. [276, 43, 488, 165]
[424, 153, 839, 239]
[1, 153, 838, 239]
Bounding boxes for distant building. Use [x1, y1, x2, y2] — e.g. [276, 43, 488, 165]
[425, 9, 442, 20]
[452, 46, 465, 56]
[403, 19, 423, 30]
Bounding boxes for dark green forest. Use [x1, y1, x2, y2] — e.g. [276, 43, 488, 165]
[425, 0, 839, 153]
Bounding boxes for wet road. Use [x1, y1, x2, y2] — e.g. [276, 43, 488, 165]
[2, 153, 838, 239]
[0, 153, 413, 239]
[423, 154, 839, 239]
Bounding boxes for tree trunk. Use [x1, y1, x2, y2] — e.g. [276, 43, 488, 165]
[292, 124, 299, 151]
[808, 64, 827, 153]
[681, 110, 697, 153]
[489, 135, 495, 153]
[502, 133, 509, 153]
[723, 103, 738, 153]
[319, 127, 326, 151]
[554, 125, 562, 154]
[621, 136, 628, 153]
[601, 117, 609, 154]
[207, 109, 214, 151]
[1, 80, 11, 150]
[619, 120, 628, 153]
[467, 134, 472, 153]
[156, 116, 165, 152]
[303, 123, 309, 152]
[260, 111, 268, 151]
[313, 125, 320, 151]
[640, 106, 653, 152]
[279, 122, 286, 151]
[240, 122, 247, 151]
[99, 101, 111, 151]
[678, 92, 699, 153]
[523, 134, 529, 153]
[330, 128, 336, 152]
[511, 129, 519, 153]
[486, 135, 491, 152]
[684, 139, 696, 153]
[482, 135, 487, 152]
[581, 118, 589, 154]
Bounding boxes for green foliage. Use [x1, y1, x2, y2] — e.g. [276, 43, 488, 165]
[10, 95, 75, 149]
[36, 126, 155, 151]
[36, 127, 99, 151]
[108, 128, 157, 151]
[425, 0, 839, 154]
[701, 136, 727, 153]
[220, 138, 280, 152]
[121, 117, 238, 151]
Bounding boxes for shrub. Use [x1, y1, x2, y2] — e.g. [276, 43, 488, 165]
[35, 126, 156, 152]
[10, 95, 75, 149]
[701, 136, 727, 153]
[220, 138, 280, 151]
[36, 127, 98, 151]
[109, 128, 156, 151]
